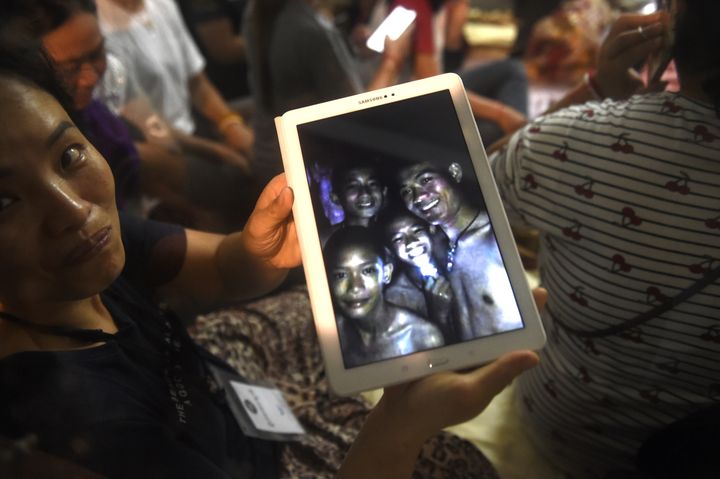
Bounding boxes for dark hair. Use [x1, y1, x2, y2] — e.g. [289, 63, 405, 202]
[376, 200, 423, 241]
[323, 225, 387, 272]
[673, 0, 720, 117]
[0, 0, 96, 38]
[0, 32, 75, 119]
[329, 156, 384, 197]
[250, 0, 289, 110]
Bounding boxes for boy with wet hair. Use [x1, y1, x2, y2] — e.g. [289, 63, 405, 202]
[379, 203, 457, 342]
[330, 157, 387, 227]
[323, 226, 444, 368]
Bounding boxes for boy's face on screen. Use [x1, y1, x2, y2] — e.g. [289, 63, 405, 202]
[386, 216, 433, 269]
[337, 167, 385, 220]
[397, 163, 461, 226]
[329, 244, 391, 322]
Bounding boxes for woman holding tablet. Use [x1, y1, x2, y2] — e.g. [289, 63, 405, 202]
[0, 41, 540, 477]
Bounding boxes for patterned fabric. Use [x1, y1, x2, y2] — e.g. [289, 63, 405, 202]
[490, 91, 720, 477]
[189, 285, 499, 478]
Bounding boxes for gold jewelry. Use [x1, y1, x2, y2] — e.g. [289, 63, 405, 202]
[217, 113, 244, 133]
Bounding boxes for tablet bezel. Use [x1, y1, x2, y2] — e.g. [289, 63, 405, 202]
[276, 73, 545, 396]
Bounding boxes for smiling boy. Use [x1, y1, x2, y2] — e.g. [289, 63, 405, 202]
[323, 226, 443, 368]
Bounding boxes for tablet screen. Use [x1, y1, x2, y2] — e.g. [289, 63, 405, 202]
[296, 90, 524, 369]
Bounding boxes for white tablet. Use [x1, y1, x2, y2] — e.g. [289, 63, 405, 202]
[276, 73, 545, 396]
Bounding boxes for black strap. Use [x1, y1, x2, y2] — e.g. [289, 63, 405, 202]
[0, 311, 117, 344]
[554, 265, 720, 338]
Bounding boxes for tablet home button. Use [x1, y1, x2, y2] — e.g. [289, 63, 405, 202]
[427, 358, 449, 369]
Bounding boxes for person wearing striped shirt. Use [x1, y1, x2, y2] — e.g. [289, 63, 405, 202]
[489, 2, 720, 477]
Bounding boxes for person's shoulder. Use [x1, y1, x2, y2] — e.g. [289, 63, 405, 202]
[277, 0, 324, 33]
[391, 305, 435, 330]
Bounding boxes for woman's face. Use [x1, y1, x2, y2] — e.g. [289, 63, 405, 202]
[42, 12, 107, 110]
[0, 78, 124, 307]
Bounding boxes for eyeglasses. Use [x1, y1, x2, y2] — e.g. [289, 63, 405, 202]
[54, 41, 107, 81]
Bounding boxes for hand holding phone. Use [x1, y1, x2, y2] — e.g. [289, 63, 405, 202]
[366, 6, 417, 53]
[646, 0, 676, 85]
[594, 12, 666, 99]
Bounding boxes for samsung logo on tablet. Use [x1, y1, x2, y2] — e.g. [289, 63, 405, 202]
[359, 95, 387, 104]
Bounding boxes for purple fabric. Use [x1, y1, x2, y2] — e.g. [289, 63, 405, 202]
[77, 100, 141, 208]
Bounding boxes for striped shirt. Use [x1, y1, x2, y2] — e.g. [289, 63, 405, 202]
[490, 91, 720, 477]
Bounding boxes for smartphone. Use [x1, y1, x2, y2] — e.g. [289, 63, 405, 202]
[646, 0, 676, 85]
[366, 6, 416, 53]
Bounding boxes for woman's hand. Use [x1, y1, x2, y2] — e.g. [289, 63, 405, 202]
[242, 174, 301, 269]
[339, 288, 547, 479]
[595, 12, 667, 99]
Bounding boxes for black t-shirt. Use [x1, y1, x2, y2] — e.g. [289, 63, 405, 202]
[0, 214, 279, 478]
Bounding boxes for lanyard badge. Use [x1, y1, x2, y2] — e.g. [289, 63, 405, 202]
[207, 364, 305, 441]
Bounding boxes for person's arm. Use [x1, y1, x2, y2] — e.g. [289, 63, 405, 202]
[487, 12, 666, 153]
[194, 18, 245, 64]
[157, 174, 299, 305]
[366, 26, 414, 91]
[413, 52, 439, 79]
[467, 92, 527, 134]
[171, 128, 252, 174]
[339, 288, 547, 478]
[187, 71, 254, 153]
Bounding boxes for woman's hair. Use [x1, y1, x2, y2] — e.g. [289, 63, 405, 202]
[0, 32, 75, 118]
[0, 0, 96, 38]
[673, 0, 720, 117]
[250, 0, 289, 110]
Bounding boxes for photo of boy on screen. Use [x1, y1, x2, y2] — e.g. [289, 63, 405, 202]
[323, 226, 444, 368]
[379, 203, 457, 343]
[330, 159, 387, 228]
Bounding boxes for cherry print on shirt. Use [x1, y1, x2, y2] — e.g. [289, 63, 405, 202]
[689, 256, 717, 275]
[660, 99, 681, 114]
[619, 327, 644, 343]
[569, 286, 588, 307]
[523, 395, 535, 412]
[552, 141, 569, 162]
[610, 133, 634, 154]
[574, 178, 594, 198]
[693, 124, 717, 143]
[576, 366, 592, 384]
[639, 388, 664, 404]
[522, 173, 538, 190]
[582, 338, 600, 355]
[581, 108, 595, 119]
[646, 286, 671, 305]
[700, 325, 720, 343]
[620, 206, 642, 227]
[610, 254, 632, 273]
[705, 214, 720, 229]
[664, 171, 690, 195]
[562, 220, 582, 241]
[544, 380, 558, 398]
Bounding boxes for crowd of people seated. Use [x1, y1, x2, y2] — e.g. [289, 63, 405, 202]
[0, 0, 717, 478]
